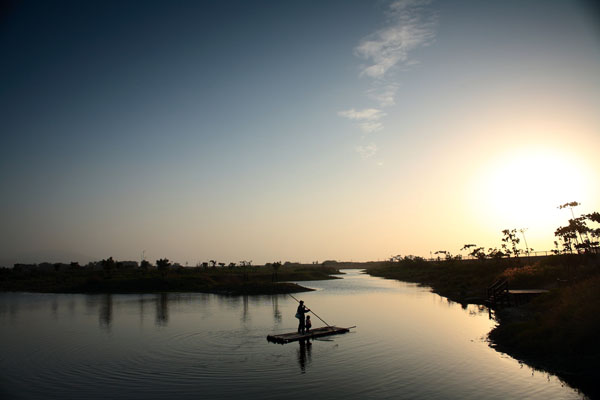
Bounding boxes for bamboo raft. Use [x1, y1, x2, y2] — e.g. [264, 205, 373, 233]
[267, 326, 352, 344]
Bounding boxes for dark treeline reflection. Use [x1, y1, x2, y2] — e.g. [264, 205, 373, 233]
[99, 294, 112, 330]
[17, 293, 289, 330]
[156, 293, 169, 326]
[272, 295, 281, 323]
[241, 295, 249, 322]
[94, 294, 169, 329]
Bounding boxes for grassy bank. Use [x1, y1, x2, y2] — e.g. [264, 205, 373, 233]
[366, 255, 600, 399]
[0, 264, 341, 295]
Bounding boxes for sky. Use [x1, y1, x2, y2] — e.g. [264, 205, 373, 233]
[1, 0, 599, 266]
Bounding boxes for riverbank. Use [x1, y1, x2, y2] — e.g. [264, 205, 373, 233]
[0, 264, 341, 295]
[365, 255, 600, 400]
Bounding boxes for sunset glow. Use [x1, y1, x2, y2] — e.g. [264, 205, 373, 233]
[0, 0, 598, 265]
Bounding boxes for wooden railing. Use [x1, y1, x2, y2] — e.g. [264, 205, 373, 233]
[486, 279, 509, 307]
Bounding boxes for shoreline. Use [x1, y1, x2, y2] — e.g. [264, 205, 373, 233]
[364, 256, 599, 400]
[0, 264, 340, 296]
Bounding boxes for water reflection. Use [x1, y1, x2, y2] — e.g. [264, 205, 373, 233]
[0, 272, 584, 400]
[138, 294, 145, 326]
[51, 297, 58, 319]
[297, 340, 312, 373]
[99, 294, 112, 330]
[156, 293, 169, 326]
[241, 295, 249, 323]
[68, 297, 76, 316]
[272, 295, 282, 323]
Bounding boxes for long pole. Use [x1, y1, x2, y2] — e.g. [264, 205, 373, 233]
[288, 293, 332, 328]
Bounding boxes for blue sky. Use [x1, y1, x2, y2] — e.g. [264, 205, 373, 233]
[1, 0, 599, 265]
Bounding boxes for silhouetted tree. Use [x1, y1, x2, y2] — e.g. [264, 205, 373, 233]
[555, 207, 600, 253]
[140, 260, 151, 271]
[486, 247, 505, 260]
[461, 244, 485, 260]
[209, 260, 217, 268]
[501, 229, 521, 259]
[558, 201, 587, 246]
[470, 247, 486, 261]
[101, 257, 116, 278]
[389, 254, 402, 262]
[434, 250, 458, 262]
[272, 261, 282, 282]
[156, 258, 170, 279]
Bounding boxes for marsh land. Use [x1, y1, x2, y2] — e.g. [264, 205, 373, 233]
[365, 254, 600, 399]
[0, 263, 340, 295]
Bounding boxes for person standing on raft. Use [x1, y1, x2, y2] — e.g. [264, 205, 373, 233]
[296, 300, 311, 334]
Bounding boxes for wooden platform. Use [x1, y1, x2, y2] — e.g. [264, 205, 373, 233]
[508, 289, 549, 306]
[508, 289, 549, 295]
[267, 326, 352, 344]
[487, 279, 550, 307]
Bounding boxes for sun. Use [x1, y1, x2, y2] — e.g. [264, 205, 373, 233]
[472, 148, 590, 232]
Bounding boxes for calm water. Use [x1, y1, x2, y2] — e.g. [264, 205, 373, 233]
[0, 270, 584, 399]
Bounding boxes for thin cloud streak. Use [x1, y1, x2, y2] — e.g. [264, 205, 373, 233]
[338, 108, 386, 121]
[340, 0, 436, 162]
[355, 143, 378, 159]
[338, 108, 386, 133]
[360, 121, 384, 133]
[356, 0, 436, 81]
[368, 84, 399, 107]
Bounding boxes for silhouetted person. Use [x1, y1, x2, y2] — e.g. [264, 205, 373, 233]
[297, 339, 312, 373]
[305, 315, 312, 332]
[296, 300, 310, 334]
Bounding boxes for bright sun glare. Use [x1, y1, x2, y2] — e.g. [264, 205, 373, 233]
[475, 148, 589, 230]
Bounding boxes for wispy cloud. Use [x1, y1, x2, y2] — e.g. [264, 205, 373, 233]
[338, 108, 386, 133]
[359, 121, 383, 133]
[356, 0, 436, 81]
[355, 143, 378, 159]
[368, 84, 399, 107]
[338, 108, 386, 121]
[340, 0, 436, 162]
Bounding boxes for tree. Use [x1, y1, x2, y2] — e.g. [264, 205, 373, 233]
[470, 247, 487, 261]
[434, 250, 458, 262]
[501, 229, 521, 258]
[140, 260, 151, 270]
[271, 261, 282, 282]
[156, 258, 171, 279]
[555, 208, 600, 253]
[101, 257, 116, 278]
[389, 254, 402, 262]
[558, 201, 585, 245]
[487, 247, 505, 260]
[461, 244, 486, 261]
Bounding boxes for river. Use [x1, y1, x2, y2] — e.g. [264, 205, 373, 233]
[0, 269, 585, 399]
